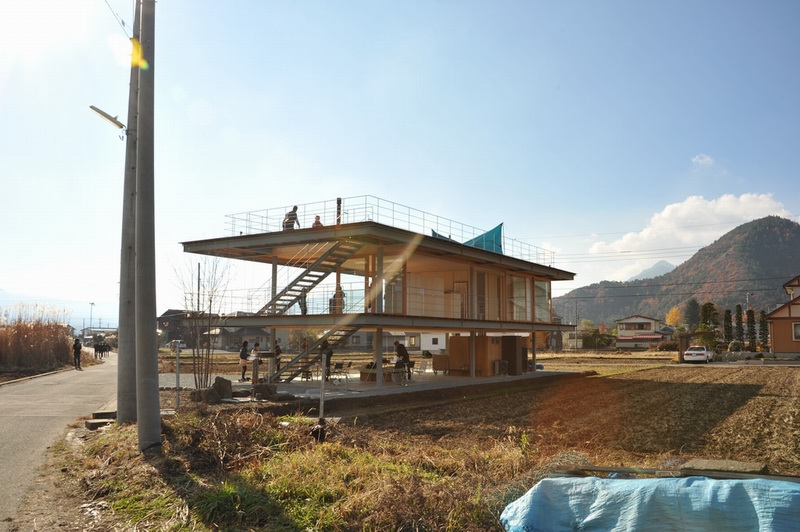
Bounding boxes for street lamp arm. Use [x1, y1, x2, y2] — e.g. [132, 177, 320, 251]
[89, 105, 125, 129]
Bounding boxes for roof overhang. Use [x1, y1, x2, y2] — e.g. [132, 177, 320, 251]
[182, 221, 575, 280]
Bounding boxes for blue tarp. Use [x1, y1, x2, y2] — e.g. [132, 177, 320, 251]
[432, 223, 503, 254]
[501, 476, 800, 532]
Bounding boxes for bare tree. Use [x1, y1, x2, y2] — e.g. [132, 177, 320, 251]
[174, 257, 231, 388]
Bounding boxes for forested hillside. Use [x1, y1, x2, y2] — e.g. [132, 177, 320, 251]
[554, 216, 800, 326]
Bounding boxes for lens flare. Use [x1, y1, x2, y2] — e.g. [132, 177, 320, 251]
[130, 38, 149, 70]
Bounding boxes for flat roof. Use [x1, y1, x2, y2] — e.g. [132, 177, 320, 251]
[182, 221, 574, 281]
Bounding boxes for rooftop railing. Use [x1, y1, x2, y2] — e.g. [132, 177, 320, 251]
[225, 195, 555, 266]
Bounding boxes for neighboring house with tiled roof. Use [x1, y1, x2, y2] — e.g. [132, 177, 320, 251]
[615, 315, 668, 350]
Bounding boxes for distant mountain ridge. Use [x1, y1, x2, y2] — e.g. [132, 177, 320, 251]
[627, 260, 675, 281]
[554, 216, 800, 326]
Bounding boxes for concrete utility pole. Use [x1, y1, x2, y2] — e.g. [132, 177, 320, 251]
[134, 0, 162, 453]
[117, 0, 142, 425]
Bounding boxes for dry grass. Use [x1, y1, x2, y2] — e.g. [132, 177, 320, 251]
[0, 305, 73, 376]
[37, 355, 800, 530]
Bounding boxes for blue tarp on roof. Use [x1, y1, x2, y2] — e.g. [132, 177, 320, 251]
[432, 223, 503, 254]
[501, 476, 800, 532]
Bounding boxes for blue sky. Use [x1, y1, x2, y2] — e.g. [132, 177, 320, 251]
[1, 0, 798, 330]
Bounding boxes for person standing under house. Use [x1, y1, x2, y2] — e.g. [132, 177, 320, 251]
[394, 340, 411, 379]
[239, 340, 250, 382]
[72, 338, 82, 370]
[250, 342, 261, 384]
[320, 340, 332, 381]
[283, 205, 300, 230]
[274, 342, 282, 372]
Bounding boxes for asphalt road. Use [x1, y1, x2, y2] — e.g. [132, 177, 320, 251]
[0, 354, 117, 529]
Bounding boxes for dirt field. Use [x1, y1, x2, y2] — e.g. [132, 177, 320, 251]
[9, 362, 800, 530]
[336, 364, 800, 475]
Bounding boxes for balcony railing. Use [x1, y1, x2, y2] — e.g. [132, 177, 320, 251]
[224, 195, 555, 266]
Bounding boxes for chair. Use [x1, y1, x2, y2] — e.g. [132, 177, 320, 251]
[331, 362, 349, 387]
[391, 368, 405, 384]
[414, 360, 428, 374]
[406, 361, 415, 381]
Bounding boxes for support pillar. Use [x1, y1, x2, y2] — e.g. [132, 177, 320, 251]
[374, 326, 383, 388]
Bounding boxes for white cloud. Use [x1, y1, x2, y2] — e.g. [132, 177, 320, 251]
[576, 193, 794, 284]
[691, 153, 715, 167]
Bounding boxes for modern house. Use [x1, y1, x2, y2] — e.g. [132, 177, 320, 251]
[766, 275, 800, 358]
[180, 196, 575, 384]
[615, 315, 668, 350]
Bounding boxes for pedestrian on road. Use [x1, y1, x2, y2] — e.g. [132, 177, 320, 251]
[72, 338, 82, 370]
[239, 340, 249, 381]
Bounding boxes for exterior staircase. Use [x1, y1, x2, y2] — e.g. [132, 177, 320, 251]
[257, 240, 364, 316]
[270, 325, 361, 382]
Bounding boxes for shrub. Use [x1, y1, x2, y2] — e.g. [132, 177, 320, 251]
[0, 304, 72, 370]
[656, 340, 678, 352]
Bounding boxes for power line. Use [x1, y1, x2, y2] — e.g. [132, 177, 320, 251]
[553, 276, 790, 301]
[556, 252, 697, 265]
[555, 245, 700, 258]
[103, 0, 132, 38]
[556, 286, 780, 301]
[523, 219, 754, 241]
[561, 275, 789, 290]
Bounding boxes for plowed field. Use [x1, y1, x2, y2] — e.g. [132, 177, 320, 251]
[342, 365, 800, 475]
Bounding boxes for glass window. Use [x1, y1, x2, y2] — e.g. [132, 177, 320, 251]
[534, 280, 551, 322]
[506, 275, 532, 321]
[793, 323, 800, 341]
[476, 271, 502, 320]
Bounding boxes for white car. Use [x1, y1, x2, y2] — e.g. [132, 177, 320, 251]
[684, 345, 712, 363]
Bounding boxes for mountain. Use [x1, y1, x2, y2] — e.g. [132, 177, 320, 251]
[554, 216, 800, 326]
[627, 260, 675, 281]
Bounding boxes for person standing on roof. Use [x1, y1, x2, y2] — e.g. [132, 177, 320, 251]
[283, 205, 300, 230]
